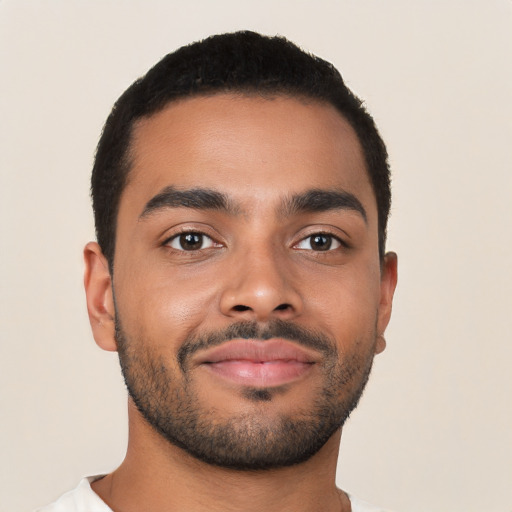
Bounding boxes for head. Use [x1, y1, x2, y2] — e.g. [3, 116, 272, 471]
[91, 31, 391, 270]
[85, 31, 397, 471]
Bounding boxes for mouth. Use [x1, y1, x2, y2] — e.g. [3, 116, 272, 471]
[196, 338, 318, 388]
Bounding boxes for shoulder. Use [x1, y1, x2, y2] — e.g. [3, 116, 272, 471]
[34, 476, 112, 512]
[349, 494, 395, 512]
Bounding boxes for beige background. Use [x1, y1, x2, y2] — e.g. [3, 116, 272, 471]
[1, 1, 511, 511]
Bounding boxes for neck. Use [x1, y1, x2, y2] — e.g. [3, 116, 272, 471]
[92, 401, 350, 512]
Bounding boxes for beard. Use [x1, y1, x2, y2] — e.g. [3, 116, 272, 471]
[115, 317, 376, 471]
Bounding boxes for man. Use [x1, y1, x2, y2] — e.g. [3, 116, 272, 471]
[38, 31, 397, 512]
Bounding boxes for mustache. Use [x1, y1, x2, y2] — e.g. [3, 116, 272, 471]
[177, 319, 337, 371]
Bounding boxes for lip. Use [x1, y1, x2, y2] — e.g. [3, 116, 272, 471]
[195, 339, 319, 387]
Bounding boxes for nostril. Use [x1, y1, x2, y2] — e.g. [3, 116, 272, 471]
[233, 305, 251, 312]
[274, 303, 291, 311]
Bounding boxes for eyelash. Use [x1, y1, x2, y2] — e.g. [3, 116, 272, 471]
[163, 230, 347, 253]
[293, 232, 347, 252]
[164, 231, 220, 252]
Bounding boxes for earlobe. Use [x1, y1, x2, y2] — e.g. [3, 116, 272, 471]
[375, 334, 387, 355]
[83, 242, 117, 352]
[375, 251, 398, 354]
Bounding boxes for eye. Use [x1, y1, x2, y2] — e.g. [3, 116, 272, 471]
[295, 233, 342, 251]
[166, 232, 217, 251]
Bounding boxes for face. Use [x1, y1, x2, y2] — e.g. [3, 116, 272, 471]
[85, 94, 397, 470]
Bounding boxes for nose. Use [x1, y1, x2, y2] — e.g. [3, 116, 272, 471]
[219, 246, 303, 322]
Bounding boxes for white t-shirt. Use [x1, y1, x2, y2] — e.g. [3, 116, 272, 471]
[35, 477, 111, 512]
[35, 476, 392, 512]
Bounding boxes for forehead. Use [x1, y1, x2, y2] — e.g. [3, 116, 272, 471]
[121, 93, 375, 220]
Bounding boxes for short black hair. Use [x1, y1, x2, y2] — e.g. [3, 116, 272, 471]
[91, 31, 391, 268]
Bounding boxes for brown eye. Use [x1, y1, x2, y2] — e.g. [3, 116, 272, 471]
[167, 232, 215, 251]
[310, 234, 332, 251]
[295, 234, 341, 251]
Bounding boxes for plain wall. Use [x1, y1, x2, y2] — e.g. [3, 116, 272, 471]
[1, 1, 511, 511]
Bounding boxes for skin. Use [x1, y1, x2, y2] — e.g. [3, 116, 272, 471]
[84, 94, 397, 512]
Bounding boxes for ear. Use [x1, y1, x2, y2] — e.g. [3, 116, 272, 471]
[375, 251, 398, 354]
[83, 242, 117, 352]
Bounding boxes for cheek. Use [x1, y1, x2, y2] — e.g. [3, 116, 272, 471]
[306, 262, 381, 339]
[114, 263, 221, 349]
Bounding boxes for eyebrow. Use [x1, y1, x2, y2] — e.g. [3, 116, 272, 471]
[280, 189, 367, 222]
[139, 186, 239, 218]
[139, 185, 366, 223]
